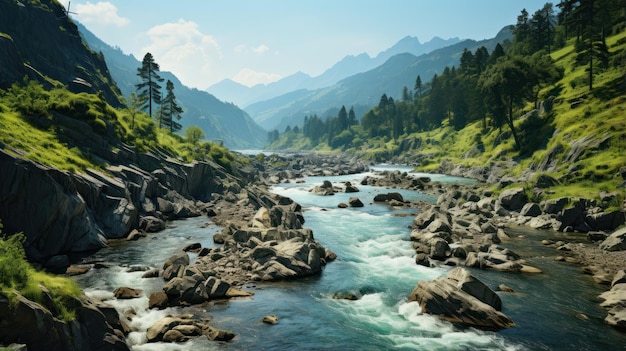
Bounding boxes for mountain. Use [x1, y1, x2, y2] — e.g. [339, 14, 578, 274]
[0, 0, 122, 107]
[245, 29, 512, 131]
[206, 36, 461, 108]
[76, 22, 266, 148]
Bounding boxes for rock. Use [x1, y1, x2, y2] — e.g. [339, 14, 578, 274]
[599, 227, 626, 251]
[204, 277, 231, 299]
[345, 182, 359, 193]
[520, 203, 542, 217]
[498, 284, 515, 293]
[65, 264, 92, 276]
[183, 242, 202, 252]
[415, 253, 430, 267]
[0, 291, 130, 351]
[349, 197, 364, 208]
[586, 210, 625, 232]
[126, 229, 146, 241]
[139, 216, 166, 233]
[162, 252, 190, 281]
[612, 270, 626, 287]
[498, 188, 527, 211]
[338, 203, 349, 208]
[148, 291, 169, 309]
[605, 305, 626, 330]
[142, 268, 160, 278]
[263, 315, 279, 324]
[146, 316, 192, 342]
[113, 287, 143, 299]
[408, 267, 514, 330]
[535, 174, 559, 188]
[44, 255, 70, 274]
[162, 329, 187, 342]
[541, 197, 570, 214]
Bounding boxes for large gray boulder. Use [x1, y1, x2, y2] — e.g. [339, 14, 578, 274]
[408, 267, 514, 330]
[498, 188, 528, 211]
[599, 227, 626, 251]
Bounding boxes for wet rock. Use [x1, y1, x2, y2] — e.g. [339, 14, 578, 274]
[408, 267, 514, 330]
[349, 197, 364, 208]
[139, 216, 166, 233]
[148, 291, 169, 310]
[262, 315, 279, 324]
[113, 287, 143, 299]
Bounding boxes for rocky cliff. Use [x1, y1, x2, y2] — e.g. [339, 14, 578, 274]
[0, 145, 242, 266]
[0, 0, 122, 106]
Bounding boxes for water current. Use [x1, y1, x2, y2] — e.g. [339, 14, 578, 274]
[73, 166, 626, 350]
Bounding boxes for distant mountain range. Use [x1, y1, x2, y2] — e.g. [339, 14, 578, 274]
[207, 36, 462, 108]
[241, 28, 512, 131]
[76, 22, 266, 149]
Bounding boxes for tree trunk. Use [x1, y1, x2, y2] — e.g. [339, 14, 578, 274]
[507, 96, 521, 151]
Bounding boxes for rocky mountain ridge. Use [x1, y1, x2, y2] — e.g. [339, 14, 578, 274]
[0, 0, 122, 107]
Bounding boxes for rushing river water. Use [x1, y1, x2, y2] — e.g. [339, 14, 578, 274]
[73, 167, 626, 350]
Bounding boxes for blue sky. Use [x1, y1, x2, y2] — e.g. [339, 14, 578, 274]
[70, 1, 550, 89]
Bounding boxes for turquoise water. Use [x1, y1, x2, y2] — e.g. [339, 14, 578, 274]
[73, 169, 626, 350]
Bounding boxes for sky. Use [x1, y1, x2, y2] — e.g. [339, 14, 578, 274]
[70, 0, 550, 89]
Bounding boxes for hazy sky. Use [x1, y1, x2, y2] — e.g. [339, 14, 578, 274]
[70, 1, 550, 89]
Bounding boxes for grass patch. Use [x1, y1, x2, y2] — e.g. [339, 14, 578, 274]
[0, 228, 82, 322]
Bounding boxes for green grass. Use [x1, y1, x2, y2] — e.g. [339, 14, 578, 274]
[0, 230, 82, 322]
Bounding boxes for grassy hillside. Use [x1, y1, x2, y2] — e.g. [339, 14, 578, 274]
[0, 79, 239, 173]
[399, 29, 626, 201]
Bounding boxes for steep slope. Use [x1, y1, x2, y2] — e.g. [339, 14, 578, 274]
[77, 22, 266, 148]
[207, 36, 461, 108]
[247, 29, 511, 131]
[0, 0, 122, 106]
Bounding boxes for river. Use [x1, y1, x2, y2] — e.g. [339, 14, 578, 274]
[73, 167, 626, 350]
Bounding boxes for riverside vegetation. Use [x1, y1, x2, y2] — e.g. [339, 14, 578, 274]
[1, 0, 626, 350]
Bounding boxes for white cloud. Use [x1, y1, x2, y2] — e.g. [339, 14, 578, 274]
[74, 2, 129, 27]
[141, 19, 222, 89]
[233, 68, 281, 87]
[252, 44, 270, 55]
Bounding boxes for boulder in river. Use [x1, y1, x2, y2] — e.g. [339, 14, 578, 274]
[408, 267, 515, 330]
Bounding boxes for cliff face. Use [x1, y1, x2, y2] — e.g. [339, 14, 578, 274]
[0, 0, 122, 106]
[0, 145, 239, 264]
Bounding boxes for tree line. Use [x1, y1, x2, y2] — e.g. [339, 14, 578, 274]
[269, 0, 625, 152]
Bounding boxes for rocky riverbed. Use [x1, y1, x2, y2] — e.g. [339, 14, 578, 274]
[2, 151, 626, 349]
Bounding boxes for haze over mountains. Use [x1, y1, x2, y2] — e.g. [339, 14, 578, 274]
[237, 28, 512, 131]
[207, 36, 462, 108]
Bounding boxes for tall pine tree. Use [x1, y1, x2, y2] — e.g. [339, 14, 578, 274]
[161, 80, 183, 133]
[136, 53, 164, 120]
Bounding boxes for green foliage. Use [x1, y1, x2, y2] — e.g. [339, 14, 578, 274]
[0, 223, 82, 322]
[185, 125, 205, 144]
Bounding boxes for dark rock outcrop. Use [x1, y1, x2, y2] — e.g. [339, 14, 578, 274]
[0, 291, 129, 351]
[0, 149, 236, 264]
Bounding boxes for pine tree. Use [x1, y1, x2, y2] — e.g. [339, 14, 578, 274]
[136, 53, 164, 120]
[161, 80, 183, 133]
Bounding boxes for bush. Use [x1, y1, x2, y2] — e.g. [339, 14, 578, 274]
[0, 222, 82, 321]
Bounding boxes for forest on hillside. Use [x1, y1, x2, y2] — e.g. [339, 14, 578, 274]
[268, 0, 626, 159]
